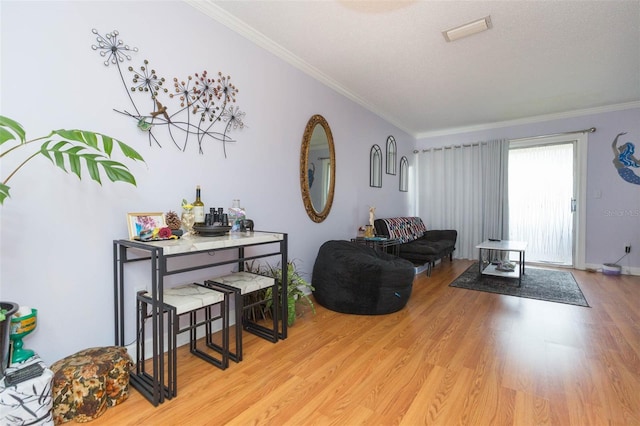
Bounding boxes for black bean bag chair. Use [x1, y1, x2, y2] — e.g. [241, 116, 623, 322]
[312, 240, 415, 315]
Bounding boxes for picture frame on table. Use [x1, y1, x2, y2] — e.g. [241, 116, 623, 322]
[127, 212, 166, 240]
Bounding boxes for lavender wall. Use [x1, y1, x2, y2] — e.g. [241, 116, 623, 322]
[0, 1, 412, 364]
[415, 107, 640, 273]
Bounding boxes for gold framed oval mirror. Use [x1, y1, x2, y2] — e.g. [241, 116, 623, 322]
[300, 114, 335, 223]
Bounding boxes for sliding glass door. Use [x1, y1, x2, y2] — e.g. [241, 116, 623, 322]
[508, 141, 575, 266]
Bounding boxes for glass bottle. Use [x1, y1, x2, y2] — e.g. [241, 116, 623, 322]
[193, 185, 205, 225]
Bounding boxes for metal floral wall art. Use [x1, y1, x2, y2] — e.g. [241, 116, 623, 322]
[91, 29, 246, 158]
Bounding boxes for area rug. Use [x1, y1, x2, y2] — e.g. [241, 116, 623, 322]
[449, 263, 590, 307]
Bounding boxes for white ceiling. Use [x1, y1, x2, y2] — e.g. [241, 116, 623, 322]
[187, 0, 640, 138]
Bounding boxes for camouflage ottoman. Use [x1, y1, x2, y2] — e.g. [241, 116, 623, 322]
[50, 346, 132, 424]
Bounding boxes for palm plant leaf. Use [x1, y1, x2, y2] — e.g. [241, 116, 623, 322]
[0, 183, 10, 204]
[0, 116, 144, 205]
[0, 116, 25, 144]
[39, 141, 137, 185]
[51, 129, 144, 162]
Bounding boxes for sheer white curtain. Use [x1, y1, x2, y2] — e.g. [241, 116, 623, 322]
[416, 139, 509, 260]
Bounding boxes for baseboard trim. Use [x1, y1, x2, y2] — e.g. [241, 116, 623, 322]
[457, 258, 639, 277]
[584, 263, 640, 276]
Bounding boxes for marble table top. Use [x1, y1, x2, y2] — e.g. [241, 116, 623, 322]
[121, 231, 285, 256]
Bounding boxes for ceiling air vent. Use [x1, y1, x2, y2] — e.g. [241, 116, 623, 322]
[443, 16, 492, 42]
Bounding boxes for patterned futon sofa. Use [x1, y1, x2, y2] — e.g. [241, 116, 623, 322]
[374, 217, 457, 273]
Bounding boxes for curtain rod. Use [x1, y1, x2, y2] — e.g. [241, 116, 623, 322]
[414, 141, 486, 153]
[510, 127, 596, 142]
[413, 127, 597, 153]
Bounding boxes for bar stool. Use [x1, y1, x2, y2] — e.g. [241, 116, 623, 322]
[136, 283, 231, 398]
[204, 272, 278, 362]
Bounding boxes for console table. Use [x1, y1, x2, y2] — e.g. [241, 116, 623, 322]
[113, 231, 288, 406]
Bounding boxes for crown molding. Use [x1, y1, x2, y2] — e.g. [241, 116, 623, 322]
[415, 101, 640, 140]
[184, 0, 413, 135]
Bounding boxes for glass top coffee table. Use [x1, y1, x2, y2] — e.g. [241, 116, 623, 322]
[351, 237, 401, 256]
[476, 240, 527, 286]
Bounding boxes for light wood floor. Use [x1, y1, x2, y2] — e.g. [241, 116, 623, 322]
[93, 259, 640, 425]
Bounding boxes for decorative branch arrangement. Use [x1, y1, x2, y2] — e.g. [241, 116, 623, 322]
[91, 29, 246, 158]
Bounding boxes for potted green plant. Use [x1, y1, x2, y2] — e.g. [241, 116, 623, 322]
[245, 260, 315, 326]
[0, 115, 144, 204]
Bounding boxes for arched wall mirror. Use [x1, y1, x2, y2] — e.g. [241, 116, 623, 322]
[300, 114, 335, 223]
[386, 135, 397, 175]
[370, 144, 382, 188]
[399, 156, 409, 192]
